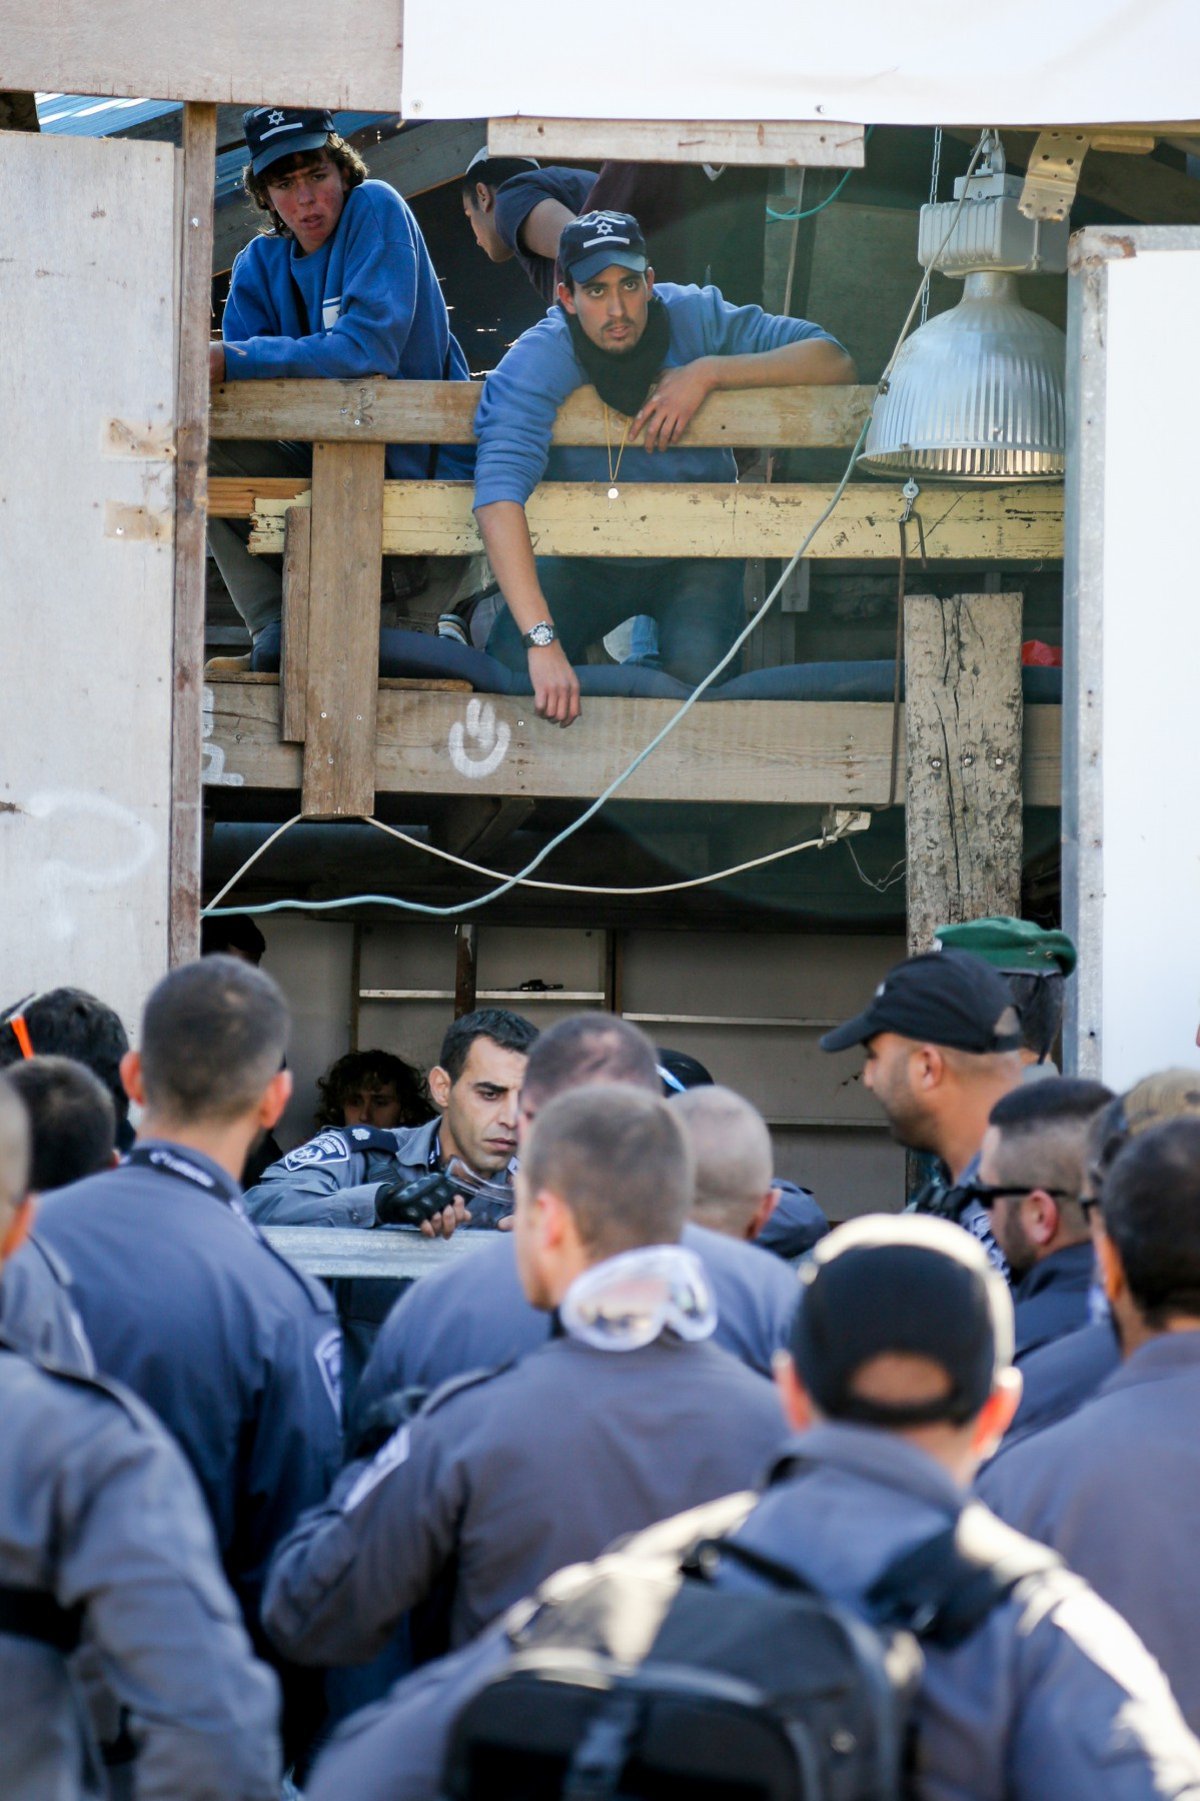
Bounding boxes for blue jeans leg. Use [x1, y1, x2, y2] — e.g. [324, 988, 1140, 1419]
[649, 559, 746, 688]
[486, 559, 647, 672]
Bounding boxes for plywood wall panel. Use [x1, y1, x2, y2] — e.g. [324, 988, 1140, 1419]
[0, 132, 178, 1038]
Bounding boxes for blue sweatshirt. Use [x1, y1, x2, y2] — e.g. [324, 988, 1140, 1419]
[223, 179, 473, 480]
[473, 282, 841, 508]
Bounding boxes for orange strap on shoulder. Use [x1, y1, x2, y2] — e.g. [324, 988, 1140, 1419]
[9, 1015, 34, 1060]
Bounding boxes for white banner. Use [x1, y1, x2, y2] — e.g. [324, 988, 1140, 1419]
[401, 0, 1198, 128]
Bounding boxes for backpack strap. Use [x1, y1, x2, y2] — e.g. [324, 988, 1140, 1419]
[0, 1583, 83, 1653]
[865, 1501, 1063, 1649]
[683, 1534, 822, 1596]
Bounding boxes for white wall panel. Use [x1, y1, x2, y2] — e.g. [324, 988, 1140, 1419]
[0, 132, 178, 1041]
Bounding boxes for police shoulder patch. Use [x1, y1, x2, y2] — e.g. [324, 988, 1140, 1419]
[282, 1130, 352, 1171]
[314, 1327, 343, 1420]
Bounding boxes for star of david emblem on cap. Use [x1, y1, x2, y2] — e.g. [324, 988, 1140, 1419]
[592, 217, 615, 235]
[268, 110, 286, 125]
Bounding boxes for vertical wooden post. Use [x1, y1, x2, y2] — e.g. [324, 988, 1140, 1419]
[603, 928, 624, 1015]
[170, 102, 216, 964]
[348, 923, 363, 1052]
[455, 924, 479, 1017]
[301, 440, 385, 818]
[281, 505, 311, 743]
[904, 592, 1024, 954]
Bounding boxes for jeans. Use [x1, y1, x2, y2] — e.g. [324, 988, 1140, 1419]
[207, 438, 312, 641]
[487, 556, 745, 688]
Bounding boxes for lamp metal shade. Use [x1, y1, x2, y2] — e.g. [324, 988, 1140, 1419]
[861, 272, 1066, 482]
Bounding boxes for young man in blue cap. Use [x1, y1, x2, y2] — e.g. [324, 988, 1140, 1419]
[208, 107, 474, 656]
[472, 209, 854, 725]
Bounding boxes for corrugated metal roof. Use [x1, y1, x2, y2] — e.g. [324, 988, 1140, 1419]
[36, 93, 181, 135]
[37, 98, 397, 208]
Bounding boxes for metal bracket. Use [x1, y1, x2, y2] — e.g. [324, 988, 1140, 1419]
[1019, 130, 1090, 222]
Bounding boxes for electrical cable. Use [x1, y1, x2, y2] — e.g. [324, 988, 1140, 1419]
[845, 839, 907, 894]
[214, 813, 855, 915]
[203, 132, 990, 924]
[205, 416, 870, 922]
[766, 127, 874, 221]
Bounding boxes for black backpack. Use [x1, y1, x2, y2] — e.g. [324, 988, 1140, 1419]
[442, 1477, 1059, 1801]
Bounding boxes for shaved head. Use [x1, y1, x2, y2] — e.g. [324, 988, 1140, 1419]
[673, 1084, 773, 1236]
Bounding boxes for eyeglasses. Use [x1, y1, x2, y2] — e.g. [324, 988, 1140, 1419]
[956, 1182, 1078, 1211]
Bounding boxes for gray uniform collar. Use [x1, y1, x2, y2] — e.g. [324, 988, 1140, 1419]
[1099, 1329, 1200, 1398]
[771, 1422, 967, 1517]
[385, 1117, 444, 1168]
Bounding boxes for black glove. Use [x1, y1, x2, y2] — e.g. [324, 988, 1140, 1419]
[374, 1168, 462, 1229]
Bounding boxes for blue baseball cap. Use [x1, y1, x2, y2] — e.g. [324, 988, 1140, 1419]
[243, 106, 335, 177]
[558, 211, 648, 285]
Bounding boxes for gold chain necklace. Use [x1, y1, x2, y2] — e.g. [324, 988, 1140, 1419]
[604, 405, 633, 501]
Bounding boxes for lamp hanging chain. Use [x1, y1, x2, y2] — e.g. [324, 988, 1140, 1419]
[919, 127, 944, 327]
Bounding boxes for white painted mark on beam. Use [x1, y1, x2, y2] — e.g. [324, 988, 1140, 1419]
[202, 686, 244, 786]
[24, 790, 156, 944]
[448, 698, 510, 779]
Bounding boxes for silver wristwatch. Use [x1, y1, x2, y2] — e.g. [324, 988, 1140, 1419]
[522, 622, 557, 649]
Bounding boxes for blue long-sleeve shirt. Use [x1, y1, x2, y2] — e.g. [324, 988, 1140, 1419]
[473, 281, 842, 508]
[223, 179, 473, 480]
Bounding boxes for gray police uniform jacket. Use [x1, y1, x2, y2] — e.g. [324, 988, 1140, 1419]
[353, 1223, 798, 1430]
[977, 1333, 1200, 1733]
[0, 1336, 280, 1800]
[243, 1117, 450, 1227]
[35, 1144, 343, 1639]
[0, 1231, 93, 1373]
[305, 1421, 1200, 1801]
[1001, 1317, 1120, 1446]
[264, 1330, 788, 1665]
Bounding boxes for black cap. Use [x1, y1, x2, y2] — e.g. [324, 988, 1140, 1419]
[559, 211, 647, 285]
[243, 106, 335, 177]
[820, 951, 1023, 1056]
[790, 1214, 1014, 1428]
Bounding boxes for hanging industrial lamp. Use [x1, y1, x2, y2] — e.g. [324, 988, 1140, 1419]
[862, 134, 1069, 482]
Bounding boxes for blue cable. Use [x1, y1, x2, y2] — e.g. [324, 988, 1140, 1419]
[766, 127, 874, 222]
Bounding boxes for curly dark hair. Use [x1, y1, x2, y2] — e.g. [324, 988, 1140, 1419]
[243, 136, 370, 239]
[315, 1049, 434, 1130]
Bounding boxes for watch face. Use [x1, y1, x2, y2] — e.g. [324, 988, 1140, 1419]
[526, 623, 555, 647]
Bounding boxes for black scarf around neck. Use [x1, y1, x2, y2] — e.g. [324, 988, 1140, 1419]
[563, 294, 672, 418]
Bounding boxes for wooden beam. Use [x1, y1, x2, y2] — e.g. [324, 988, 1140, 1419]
[170, 102, 216, 966]
[904, 593, 1024, 953]
[247, 480, 1064, 562]
[206, 681, 1062, 808]
[280, 506, 310, 743]
[487, 118, 864, 168]
[454, 923, 478, 1017]
[3, 0, 402, 110]
[301, 442, 385, 819]
[436, 796, 538, 858]
[209, 378, 875, 448]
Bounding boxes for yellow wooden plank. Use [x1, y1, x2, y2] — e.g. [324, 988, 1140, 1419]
[301, 443, 384, 819]
[248, 481, 1064, 562]
[487, 118, 864, 168]
[209, 379, 875, 449]
[206, 681, 1061, 808]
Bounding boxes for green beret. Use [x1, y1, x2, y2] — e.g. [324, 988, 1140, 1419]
[933, 916, 1077, 978]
